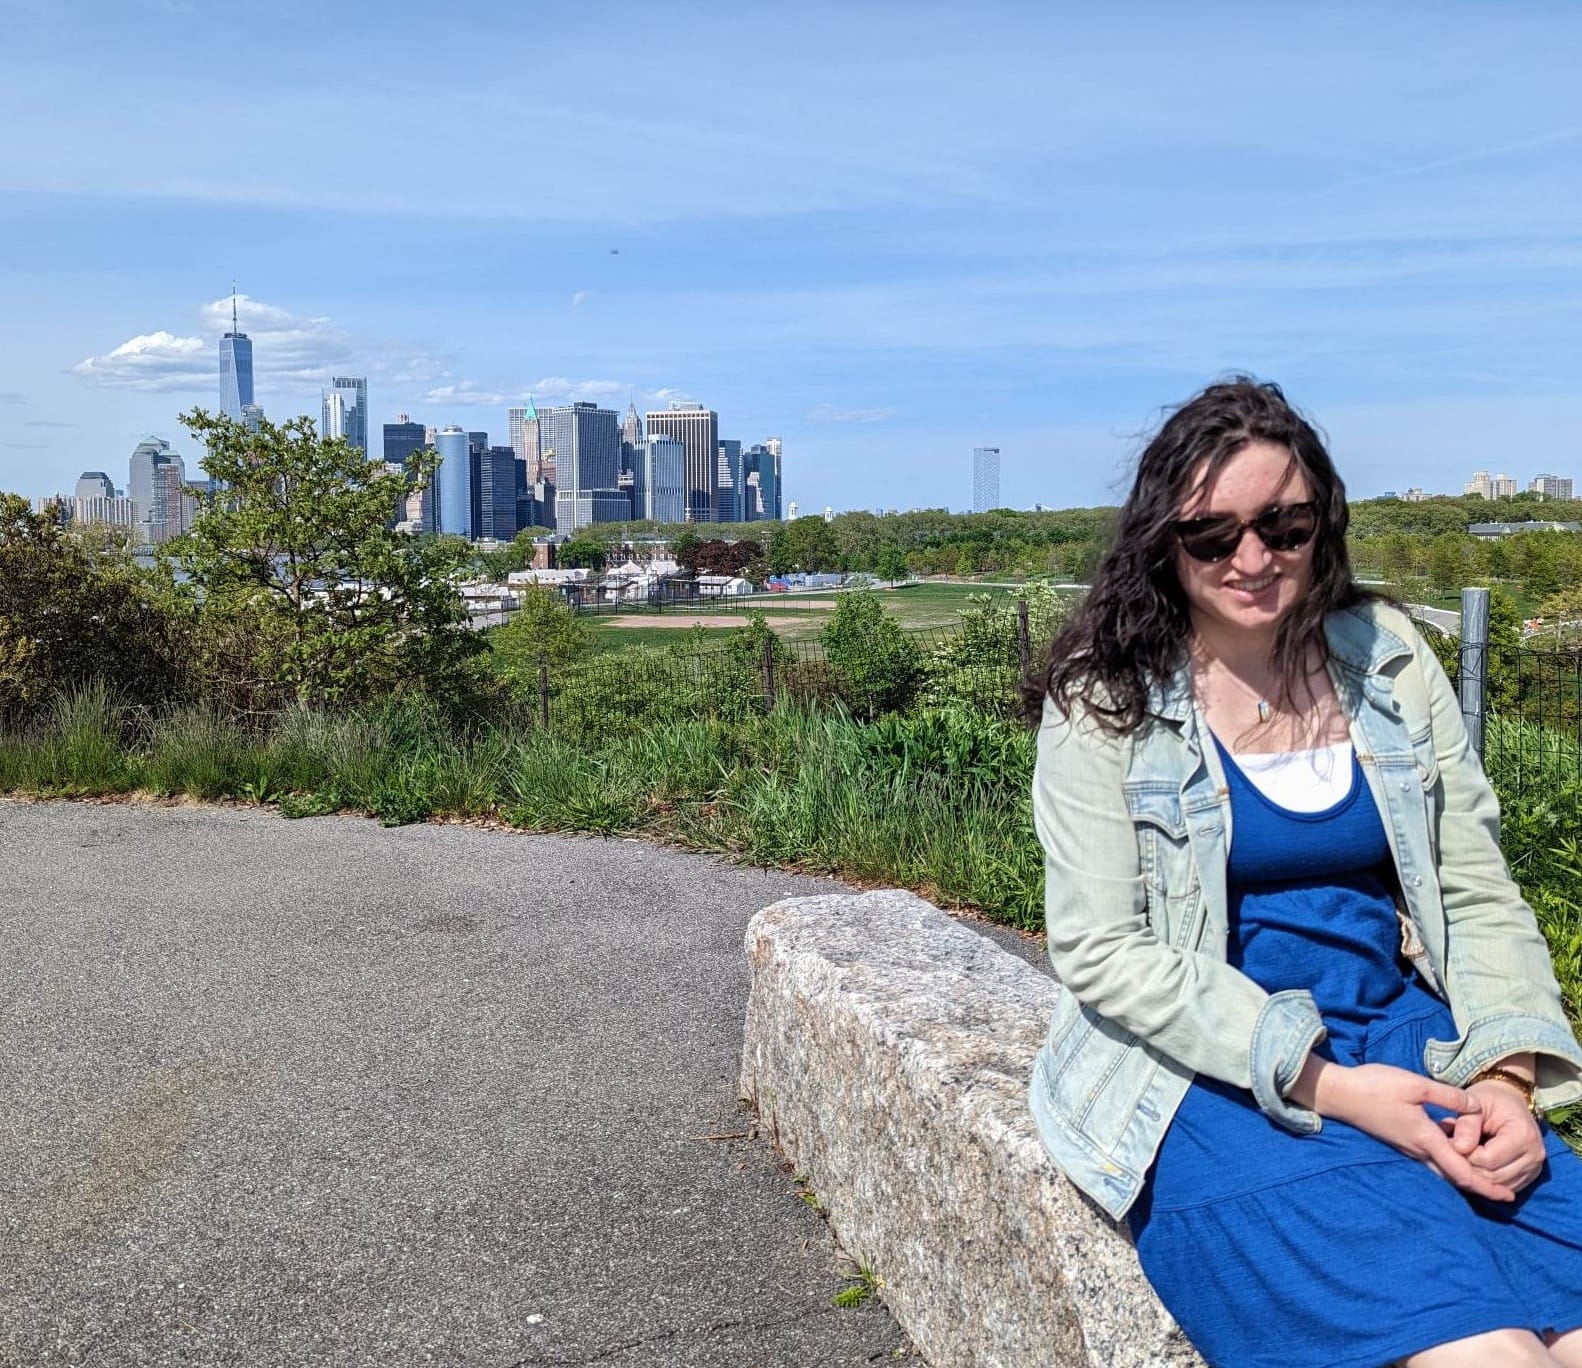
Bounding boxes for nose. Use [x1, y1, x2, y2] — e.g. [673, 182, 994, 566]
[1228, 525, 1274, 575]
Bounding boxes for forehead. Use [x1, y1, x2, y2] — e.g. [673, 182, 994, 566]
[1179, 441, 1309, 517]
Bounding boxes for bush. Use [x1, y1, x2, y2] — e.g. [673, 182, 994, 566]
[819, 588, 922, 718]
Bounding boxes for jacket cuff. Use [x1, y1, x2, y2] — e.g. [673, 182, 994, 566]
[1250, 989, 1327, 1134]
[1425, 1013, 1582, 1112]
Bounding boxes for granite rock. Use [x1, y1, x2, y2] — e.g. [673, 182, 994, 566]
[740, 889, 1204, 1368]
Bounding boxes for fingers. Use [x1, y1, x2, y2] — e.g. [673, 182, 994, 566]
[1469, 1125, 1530, 1172]
[1445, 1107, 1483, 1158]
[1416, 1079, 1481, 1116]
[1419, 1126, 1516, 1202]
[1484, 1157, 1543, 1194]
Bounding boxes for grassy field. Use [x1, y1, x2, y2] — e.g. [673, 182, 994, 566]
[581, 580, 1046, 654]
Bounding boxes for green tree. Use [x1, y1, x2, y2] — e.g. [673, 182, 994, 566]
[488, 585, 589, 700]
[166, 408, 481, 711]
[768, 517, 842, 575]
[875, 546, 909, 586]
[0, 493, 184, 718]
[819, 588, 921, 717]
[671, 530, 704, 573]
[556, 537, 607, 572]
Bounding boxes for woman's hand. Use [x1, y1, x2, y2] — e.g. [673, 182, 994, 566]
[1290, 1056, 1517, 1202]
[1445, 1079, 1546, 1196]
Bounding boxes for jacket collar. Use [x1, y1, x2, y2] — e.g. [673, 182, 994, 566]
[1143, 601, 1414, 723]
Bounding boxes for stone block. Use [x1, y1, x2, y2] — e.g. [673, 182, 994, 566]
[740, 888, 1203, 1368]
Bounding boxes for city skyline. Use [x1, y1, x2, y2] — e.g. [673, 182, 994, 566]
[5, 4, 1582, 514]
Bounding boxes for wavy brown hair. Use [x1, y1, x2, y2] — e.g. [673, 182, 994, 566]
[1027, 377, 1372, 734]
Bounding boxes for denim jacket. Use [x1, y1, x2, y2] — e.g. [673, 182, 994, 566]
[1027, 599, 1582, 1220]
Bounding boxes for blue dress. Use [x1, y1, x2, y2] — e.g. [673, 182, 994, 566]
[1127, 738, 1582, 1368]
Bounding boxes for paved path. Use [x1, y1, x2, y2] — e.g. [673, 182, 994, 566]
[0, 801, 1045, 1367]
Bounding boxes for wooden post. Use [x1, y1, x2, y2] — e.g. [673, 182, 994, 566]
[762, 635, 777, 710]
[538, 655, 551, 730]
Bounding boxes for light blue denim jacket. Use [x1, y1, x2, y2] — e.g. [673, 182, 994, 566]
[1027, 600, 1582, 1220]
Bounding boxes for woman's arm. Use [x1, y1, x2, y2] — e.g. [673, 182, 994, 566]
[1406, 629, 1582, 1105]
[1034, 700, 1326, 1130]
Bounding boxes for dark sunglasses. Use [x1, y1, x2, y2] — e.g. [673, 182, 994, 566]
[1173, 501, 1320, 563]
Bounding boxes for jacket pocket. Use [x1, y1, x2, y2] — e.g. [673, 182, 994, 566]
[1125, 785, 1199, 903]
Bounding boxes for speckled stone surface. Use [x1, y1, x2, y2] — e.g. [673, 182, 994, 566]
[740, 889, 1206, 1368]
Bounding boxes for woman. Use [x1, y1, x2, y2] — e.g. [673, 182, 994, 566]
[1026, 378, 1582, 1368]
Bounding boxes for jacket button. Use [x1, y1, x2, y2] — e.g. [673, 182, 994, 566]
[1410, 875, 1423, 887]
[1400, 779, 1412, 792]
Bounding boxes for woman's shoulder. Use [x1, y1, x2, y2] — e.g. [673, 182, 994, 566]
[1326, 594, 1431, 669]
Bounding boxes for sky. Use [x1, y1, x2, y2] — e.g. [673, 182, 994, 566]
[3, 0, 1582, 514]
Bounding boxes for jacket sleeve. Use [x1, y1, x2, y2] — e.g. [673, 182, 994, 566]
[1407, 631, 1582, 1107]
[1033, 698, 1328, 1131]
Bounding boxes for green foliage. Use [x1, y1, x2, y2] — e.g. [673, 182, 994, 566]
[164, 408, 483, 712]
[768, 516, 843, 575]
[556, 537, 607, 571]
[819, 589, 922, 717]
[0, 493, 184, 719]
[488, 587, 590, 700]
[875, 546, 908, 585]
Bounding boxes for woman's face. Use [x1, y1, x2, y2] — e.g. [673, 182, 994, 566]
[1172, 440, 1316, 644]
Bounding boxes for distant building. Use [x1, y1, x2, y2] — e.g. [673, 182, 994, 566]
[1463, 471, 1493, 499]
[476, 446, 520, 542]
[383, 416, 427, 467]
[541, 402, 623, 533]
[645, 404, 719, 523]
[621, 401, 643, 450]
[434, 426, 471, 538]
[148, 455, 196, 543]
[321, 376, 368, 455]
[75, 472, 115, 502]
[128, 435, 173, 534]
[632, 435, 687, 523]
[509, 399, 542, 481]
[972, 447, 1001, 513]
[1532, 473, 1575, 501]
[74, 495, 138, 529]
[716, 438, 743, 523]
[743, 441, 782, 521]
[219, 291, 254, 425]
[1468, 521, 1582, 539]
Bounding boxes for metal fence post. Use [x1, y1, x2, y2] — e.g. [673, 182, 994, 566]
[538, 655, 551, 731]
[1016, 597, 1030, 677]
[1459, 587, 1490, 765]
[762, 635, 777, 710]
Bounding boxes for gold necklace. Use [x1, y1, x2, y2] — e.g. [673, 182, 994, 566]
[1217, 666, 1276, 725]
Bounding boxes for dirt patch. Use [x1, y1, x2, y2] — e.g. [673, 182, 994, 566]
[603, 614, 766, 629]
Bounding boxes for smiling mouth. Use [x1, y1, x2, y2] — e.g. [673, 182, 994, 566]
[1227, 574, 1277, 592]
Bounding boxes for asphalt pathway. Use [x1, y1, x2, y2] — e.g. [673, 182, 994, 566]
[0, 801, 1046, 1368]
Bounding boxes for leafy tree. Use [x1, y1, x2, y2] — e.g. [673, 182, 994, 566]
[488, 585, 589, 701]
[671, 530, 704, 573]
[0, 493, 184, 718]
[875, 546, 909, 586]
[819, 588, 921, 717]
[556, 537, 607, 572]
[768, 517, 842, 575]
[166, 408, 481, 712]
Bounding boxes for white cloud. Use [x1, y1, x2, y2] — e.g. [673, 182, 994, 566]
[72, 294, 442, 394]
[420, 381, 511, 407]
[648, 386, 698, 407]
[571, 290, 589, 307]
[806, 404, 896, 423]
[528, 376, 626, 402]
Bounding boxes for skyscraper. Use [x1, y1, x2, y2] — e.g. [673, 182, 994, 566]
[434, 426, 472, 538]
[539, 403, 623, 533]
[716, 439, 742, 523]
[632, 436, 687, 524]
[219, 290, 254, 425]
[644, 404, 719, 523]
[972, 447, 1001, 513]
[128, 436, 171, 529]
[621, 401, 643, 450]
[476, 447, 520, 541]
[384, 416, 431, 532]
[322, 376, 368, 454]
[75, 472, 115, 502]
[509, 399, 541, 480]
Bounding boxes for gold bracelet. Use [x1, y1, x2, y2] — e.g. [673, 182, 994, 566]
[1469, 1066, 1540, 1115]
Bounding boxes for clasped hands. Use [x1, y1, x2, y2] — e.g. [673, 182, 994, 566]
[1290, 1057, 1545, 1203]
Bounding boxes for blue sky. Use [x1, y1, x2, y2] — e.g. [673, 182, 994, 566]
[3, 0, 1582, 513]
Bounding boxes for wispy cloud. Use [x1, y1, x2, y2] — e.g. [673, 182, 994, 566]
[807, 404, 895, 423]
[0, 391, 25, 404]
[530, 376, 626, 402]
[72, 295, 440, 393]
[24, 419, 74, 428]
[648, 387, 698, 407]
[571, 290, 589, 307]
[420, 381, 510, 407]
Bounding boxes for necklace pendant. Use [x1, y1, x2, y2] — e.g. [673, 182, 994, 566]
[1256, 699, 1272, 724]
